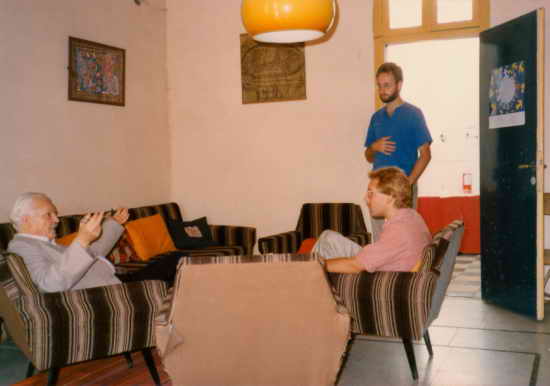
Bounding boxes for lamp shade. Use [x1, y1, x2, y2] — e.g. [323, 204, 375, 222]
[242, 0, 335, 43]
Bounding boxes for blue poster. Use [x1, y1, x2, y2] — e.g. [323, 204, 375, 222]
[488, 61, 526, 129]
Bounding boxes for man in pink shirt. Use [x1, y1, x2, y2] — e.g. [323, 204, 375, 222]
[312, 167, 431, 273]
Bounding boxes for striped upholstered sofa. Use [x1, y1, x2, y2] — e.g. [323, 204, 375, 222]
[0, 251, 168, 385]
[0, 202, 256, 273]
[259, 203, 370, 254]
[328, 220, 465, 380]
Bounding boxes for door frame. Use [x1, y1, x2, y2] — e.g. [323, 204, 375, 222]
[536, 8, 545, 320]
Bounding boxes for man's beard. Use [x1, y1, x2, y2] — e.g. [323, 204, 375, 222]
[380, 90, 399, 103]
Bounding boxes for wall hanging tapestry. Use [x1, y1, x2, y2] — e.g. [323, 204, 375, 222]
[68, 37, 125, 106]
[240, 34, 306, 104]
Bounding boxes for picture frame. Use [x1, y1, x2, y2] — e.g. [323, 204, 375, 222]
[240, 34, 306, 104]
[68, 37, 125, 106]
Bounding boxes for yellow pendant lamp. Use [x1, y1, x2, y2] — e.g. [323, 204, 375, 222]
[242, 0, 336, 43]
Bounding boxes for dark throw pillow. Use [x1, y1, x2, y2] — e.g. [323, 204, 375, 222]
[165, 217, 218, 249]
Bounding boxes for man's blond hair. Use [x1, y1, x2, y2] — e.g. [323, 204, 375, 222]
[369, 167, 412, 209]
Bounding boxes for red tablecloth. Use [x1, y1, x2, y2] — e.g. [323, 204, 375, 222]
[417, 196, 480, 254]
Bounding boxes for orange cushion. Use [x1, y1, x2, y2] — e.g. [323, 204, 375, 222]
[297, 238, 317, 254]
[56, 232, 78, 246]
[56, 230, 139, 264]
[125, 214, 176, 261]
[411, 258, 423, 272]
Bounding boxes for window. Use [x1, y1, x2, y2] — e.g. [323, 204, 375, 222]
[374, 0, 489, 37]
[389, 0, 422, 29]
[437, 0, 473, 24]
[373, 0, 489, 108]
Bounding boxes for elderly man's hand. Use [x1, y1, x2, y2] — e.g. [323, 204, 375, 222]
[112, 208, 129, 225]
[76, 212, 104, 248]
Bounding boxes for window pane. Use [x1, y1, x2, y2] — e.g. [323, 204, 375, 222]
[389, 0, 422, 29]
[437, 0, 473, 24]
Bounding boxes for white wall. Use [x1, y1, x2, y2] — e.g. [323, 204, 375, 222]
[166, 0, 374, 240]
[0, 0, 170, 219]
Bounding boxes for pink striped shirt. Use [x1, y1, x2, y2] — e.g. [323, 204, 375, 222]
[356, 208, 431, 272]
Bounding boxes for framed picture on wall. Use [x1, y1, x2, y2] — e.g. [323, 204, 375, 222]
[240, 34, 306, 104]
[68, 37, 125, 106]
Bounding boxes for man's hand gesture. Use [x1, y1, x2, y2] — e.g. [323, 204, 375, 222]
[76, 212, 104, 248]
[112, 208, 129, 225]
[371, 136, 396, 155]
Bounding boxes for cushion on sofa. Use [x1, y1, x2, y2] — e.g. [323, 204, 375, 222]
[125, 214, 176, 261]
[165, 217, 218, 250]
[297, 238, 317, 253]
[56, 232, 78, 246]
[56, 231, 139, 264]
[109, 232, 139, 264]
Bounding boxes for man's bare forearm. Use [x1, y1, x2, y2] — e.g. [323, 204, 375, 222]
[408, 144, 431, 185]
[325, 257, 365, 273]
[364, 147, 376, 163]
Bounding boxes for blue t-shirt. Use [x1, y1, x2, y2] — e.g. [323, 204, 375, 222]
[364, 102, 432, 176]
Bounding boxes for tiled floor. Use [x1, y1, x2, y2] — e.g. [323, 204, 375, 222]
[447, 254, 481, 298]
[338, 297, 550, 385]
[3, 280, 550, 385]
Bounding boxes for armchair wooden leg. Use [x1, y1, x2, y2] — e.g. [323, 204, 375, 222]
[424, 330, 434, 357]
[124, 352, 134, 368]
[402, 338, 419, 380]
[26, 361, 35, 378]
[142, 348, 161, 386]
[47, 367, 60, 386]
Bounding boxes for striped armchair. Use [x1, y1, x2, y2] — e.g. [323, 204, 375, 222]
[0, 251, 168, 385]
[328, 220, 465, 380]
[259, 203, 370, 254]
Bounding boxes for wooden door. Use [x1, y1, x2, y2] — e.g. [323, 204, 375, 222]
[479, 9, 545, 319]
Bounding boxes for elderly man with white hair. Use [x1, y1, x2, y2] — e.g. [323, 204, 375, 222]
[8, 193, 184, 293]
[7, 192, 128, 292]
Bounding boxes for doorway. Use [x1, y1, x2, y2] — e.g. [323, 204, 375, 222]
[386, 37, 480, 197]
[385, 38, 482, 297]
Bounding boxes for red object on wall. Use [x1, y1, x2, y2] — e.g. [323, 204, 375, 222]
[417, 196, 480, 254]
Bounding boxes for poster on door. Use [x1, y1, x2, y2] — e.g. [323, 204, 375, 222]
[488, 61, 526, 129]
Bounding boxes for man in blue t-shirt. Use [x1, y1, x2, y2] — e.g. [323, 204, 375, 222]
[364, 62, 432, 240]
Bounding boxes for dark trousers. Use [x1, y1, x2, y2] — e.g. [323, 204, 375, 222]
[116, 252, 187, 286]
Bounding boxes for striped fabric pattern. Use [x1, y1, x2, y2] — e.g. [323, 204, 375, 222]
[297, 203, 368, 239]
[5, 254, 40, 297]
[114, 246, 248, 274]
[259, 231, 302, 254]
[259, 203, 370, 254]
[328, 221, 464, 341]
[431, 220, 464, 271]
[329, 271, 438, 338]
[1, 201, 256, 261]
[209, 224, 257, 256]
[128, 203, 256, 255]
[108, 232, 138, 264]
[0, 252, 168, 371]
[180, 252, 321, 265]
[0, 253, 20, 302]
